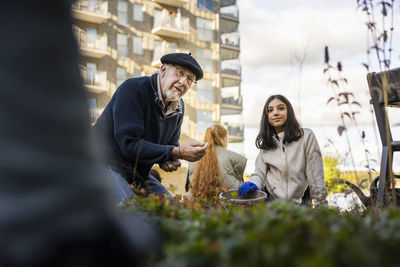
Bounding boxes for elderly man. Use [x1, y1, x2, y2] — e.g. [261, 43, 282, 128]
[95, 53, 208, 201]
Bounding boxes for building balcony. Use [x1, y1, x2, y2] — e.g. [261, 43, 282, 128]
[152, 0, 189, 7]
[220, 5, 239, 21]
[221, 32, 240, 60]
[152, 13, 190, 38]
[72, 0, 109, 24]
[221, 60, 241, 79]
[83, 70, 108, 94]
[152, 45, 184, 67]
[224, 123, 244, 142]
[220, 0, 236, 8]
[221, 96, 242, 109]
[221, 32, 240, 49]
[73, 27, 108, 58]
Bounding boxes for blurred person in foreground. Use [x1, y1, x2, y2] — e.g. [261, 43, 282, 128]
[186, 125, 247, 201]
[238, 95, 327, 207]
[0, 1, 159, 266]
[94, 53, 208, 202]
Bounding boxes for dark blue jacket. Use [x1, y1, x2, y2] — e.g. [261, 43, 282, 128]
[95, 73, 184, 183]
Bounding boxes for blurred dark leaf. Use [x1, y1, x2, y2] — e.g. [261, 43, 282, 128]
[351, 111, 360, 119]
[339, 92, 354, 105]
[383, 30, 388, 42]
[337, 61, 342, 71]
[342, 112, 351, 120]
[331, 80, 339, 87]
[381, 4, 387, 16]
[362, 131, 366, 139]
[339, 92, 354, 100]
[383, 59, 390, 68]
[366, 22, 376, 30]
[337, 125, 346, 136]
[362, 63, 369, 71]
[327, 97, 336, 105]
[360, 179, 368, 188]
[324, 46, 329, 64]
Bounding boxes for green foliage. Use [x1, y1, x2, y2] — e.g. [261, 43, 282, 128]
[323, 156, 376, 194]
[120, 196, 400, 267]
[323, 156, 347, 194]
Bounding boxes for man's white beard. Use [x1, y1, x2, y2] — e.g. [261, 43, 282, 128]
[164, 88, 180, 102]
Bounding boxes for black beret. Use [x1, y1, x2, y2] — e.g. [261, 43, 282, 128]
[161, 52, 204, 81]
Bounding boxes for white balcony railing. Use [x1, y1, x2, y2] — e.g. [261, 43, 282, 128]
[73, 26, 108, 58]
[223, 123, 244, 140]
[220, 5, 239, 19]
[81, 68, 108, 93]
[152, 12, 190, 38]
[221, 32, 240, 47]
[222, 96, 242, 107]
[221, 60, 241, 77]
[72, 0, 109, 23]
[152, 45, 184, 67]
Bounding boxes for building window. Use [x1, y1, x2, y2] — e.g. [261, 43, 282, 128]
[117, 34, 128, 58]
[197, 110, 214, 133]
[197, 0, 213, 12]
[86, 63, 96, 84]
[86, 28, 97, 48]
[133, 37, 143, 55]
[196, 48, 214, 73]
[133, 70, 142, 77]
[197, 80, 214, 103]
[133, 4, 143, 22]
[196, 18, 213, 42]
[118, 1, 128, 26]
[116, 67, 127, 87]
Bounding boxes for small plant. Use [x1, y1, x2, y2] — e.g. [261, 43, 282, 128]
[323, 47, 377, 188]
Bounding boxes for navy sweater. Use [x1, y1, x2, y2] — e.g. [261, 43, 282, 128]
[95, 73, 184, 183]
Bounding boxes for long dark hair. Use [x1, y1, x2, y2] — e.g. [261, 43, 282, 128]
[255, 95, 303, 150]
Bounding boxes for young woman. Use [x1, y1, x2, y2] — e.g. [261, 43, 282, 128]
[187, 124, 247, 200]
[239, 95, 327, 207]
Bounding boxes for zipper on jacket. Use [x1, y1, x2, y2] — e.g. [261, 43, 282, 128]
[282, 144, 289, 199]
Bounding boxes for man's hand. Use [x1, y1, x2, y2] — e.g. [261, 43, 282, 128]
[175, 142, 208, 162]
[159, 160, 181, 172]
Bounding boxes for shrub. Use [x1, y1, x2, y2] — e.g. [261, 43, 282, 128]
[120, 196, 400, 267]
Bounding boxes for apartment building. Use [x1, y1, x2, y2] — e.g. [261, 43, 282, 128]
[71, 0, 243, 148]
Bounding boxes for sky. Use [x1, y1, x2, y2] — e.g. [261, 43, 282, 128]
[237, 0, 400, 128]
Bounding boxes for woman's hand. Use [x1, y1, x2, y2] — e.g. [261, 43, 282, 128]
[238, 181, 259, 195]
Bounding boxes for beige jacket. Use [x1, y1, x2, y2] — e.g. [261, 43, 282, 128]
[188, 145, 247, 191]
[250, 128, 327, 206]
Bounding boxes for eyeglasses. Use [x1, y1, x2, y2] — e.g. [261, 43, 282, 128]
[172, 65, 197, 87]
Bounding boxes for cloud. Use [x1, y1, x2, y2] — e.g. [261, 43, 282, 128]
[238, 0, 368, 68]
[242, 64, 383, 127]
[239, 0, 400, 127]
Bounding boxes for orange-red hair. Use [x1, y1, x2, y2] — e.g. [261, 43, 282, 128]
[190, 124, 228, 200]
